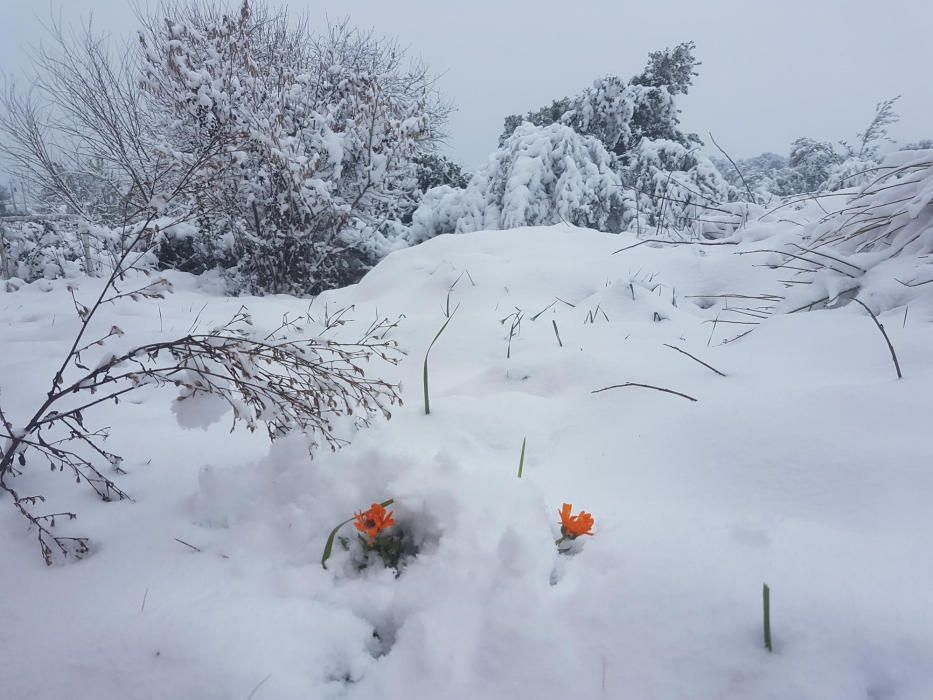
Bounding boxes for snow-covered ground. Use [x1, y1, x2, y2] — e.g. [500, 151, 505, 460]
[2, 224, 932, 699]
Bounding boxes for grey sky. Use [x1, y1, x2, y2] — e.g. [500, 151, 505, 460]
[1, 0, 930, 170]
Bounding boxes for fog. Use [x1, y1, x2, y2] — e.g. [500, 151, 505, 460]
[2, 0, 929, 168]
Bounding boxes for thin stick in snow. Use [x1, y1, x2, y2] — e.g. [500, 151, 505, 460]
[591, 382, 698, 402]
[174, 537, 202, 553]
[612, 239, 738, 255]
[246, 674, 273, 700]
[708, 131, 756, 205]
[851, 299, 903, 379]
[663, 344, 727, 377]
[551, 320, 563, 347]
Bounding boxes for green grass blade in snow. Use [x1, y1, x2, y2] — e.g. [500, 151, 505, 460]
[517, 437, 527, 478]
[423, 312, 456, 415]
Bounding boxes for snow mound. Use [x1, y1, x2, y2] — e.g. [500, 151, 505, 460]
[2, 225, 932, 699]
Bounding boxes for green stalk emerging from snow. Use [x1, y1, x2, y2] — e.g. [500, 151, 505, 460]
[517, 437, 527, 478]
[763, 583, 773, 652]
[423, 312, 456, 415]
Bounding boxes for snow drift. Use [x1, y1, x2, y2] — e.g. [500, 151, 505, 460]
[1, 221, 932, 700]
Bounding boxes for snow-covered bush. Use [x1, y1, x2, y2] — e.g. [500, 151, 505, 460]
[622, 138, 734, 235]
[2, 1, 451, 296]
[409, 123, 628, 240]
[0, 244, 403, 563]
[407, 185, 477, 243]
[138, 4, 445, 295]
[713, 152, 790, 199]
[822, 156, 881, 192]
[715, 98, 909, 199]
[0, 219, 122, 283]
[413, 154, 469, 194]
[814, 150, 933, 261]
[754, 149, 933, 315]
[0, 184, 12, 216]
[784, 137, 842, 193]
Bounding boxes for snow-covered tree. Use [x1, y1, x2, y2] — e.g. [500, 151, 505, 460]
[713, 152, 787, 196]
[0, 27, 161, 227]
[785, 137, 841, 193]
[409, 123, 628, 241]
[139, 3, 447, 295]
[498, 97, 573, 148]
[498, 77, 698, 163]
[498, 42, 701, 162]
[630, 41, 701, 95]
[560, 76, 640, 157]
[414, 154, 469, 193]
[33, 158, 127, 223]
[397, 153, 469, 225]
[725, 98, 904, 198]
[488, 42, 718, 235]
[623, 138, 732, 234]
[1, 1, 449, 295]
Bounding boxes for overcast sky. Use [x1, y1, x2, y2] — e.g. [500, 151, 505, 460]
[1, 0, 929, 170]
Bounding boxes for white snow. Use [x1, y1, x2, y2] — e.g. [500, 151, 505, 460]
[2, 223, 932, 699]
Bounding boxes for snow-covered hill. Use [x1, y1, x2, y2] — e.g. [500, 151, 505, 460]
[2, 225, 932, 699]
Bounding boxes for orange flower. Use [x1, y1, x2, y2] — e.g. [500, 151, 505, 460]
[559, 503, 594, 539]
[353, 503, 396, 543]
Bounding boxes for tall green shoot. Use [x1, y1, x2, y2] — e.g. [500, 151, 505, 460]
[517, 437, 527, 478]
[763, 583, 773, 652]
[423, 311, 455, 415]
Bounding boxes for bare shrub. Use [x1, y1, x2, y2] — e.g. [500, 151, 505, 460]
[0, 263, 402, 564]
